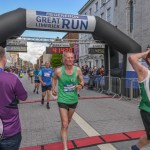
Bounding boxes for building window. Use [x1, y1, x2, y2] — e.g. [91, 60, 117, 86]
[115, 0, 118, 7]
[107, 7, 111, 23]
[101, 12, 105, 20]
[130, 0, 134, 32]
[95, 2, 98, 12]
[89, 8, 92, 15]
[101, 0, 106, 6]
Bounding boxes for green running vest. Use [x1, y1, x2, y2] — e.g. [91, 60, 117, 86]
[139, 71, 150, 112]
[58, 66, 78, 104]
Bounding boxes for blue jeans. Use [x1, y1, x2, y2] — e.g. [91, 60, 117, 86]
[0, 132, 22, 150]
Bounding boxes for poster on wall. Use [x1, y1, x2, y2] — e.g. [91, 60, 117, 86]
[26, 10, 96, 32]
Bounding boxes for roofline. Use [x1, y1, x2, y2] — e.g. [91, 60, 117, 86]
[62, 33, 68, 39]
[78, 0, 94, 14]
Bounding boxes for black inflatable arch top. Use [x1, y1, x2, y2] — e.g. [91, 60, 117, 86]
[0, 8, 141, 54]
[0, 9, 26, 44]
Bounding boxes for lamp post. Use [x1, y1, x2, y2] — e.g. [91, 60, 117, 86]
[106, 46, 113, 95]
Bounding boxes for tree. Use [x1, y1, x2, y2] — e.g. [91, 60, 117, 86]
[50, 54, 62, 68]
[50, 37, 63, 68]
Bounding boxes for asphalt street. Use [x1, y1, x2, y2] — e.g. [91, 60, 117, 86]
[18, 74, 150, 150]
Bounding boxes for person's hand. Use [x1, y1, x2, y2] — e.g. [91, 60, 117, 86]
[76, 84, 83, 91]
[144, 49, 150, 64]
[42, 82, 46, 86]
[52, 88, 57, 97]
[145, 49, 150, 56]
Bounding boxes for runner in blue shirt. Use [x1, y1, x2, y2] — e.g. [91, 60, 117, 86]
[33, 65, 40, 94]
[38, 61, 54, 109]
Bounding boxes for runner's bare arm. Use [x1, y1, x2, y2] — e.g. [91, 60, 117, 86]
[128, 50, 150, 81]
[76, 67, 84, 91]
[38, 76, 46, 86]
[52, 67, 62, 96]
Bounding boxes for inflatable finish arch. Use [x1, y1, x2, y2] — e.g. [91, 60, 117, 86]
[0, 8, 141, 77]
[0, 8, 141, 53]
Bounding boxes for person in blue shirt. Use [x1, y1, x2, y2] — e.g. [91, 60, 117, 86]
[33, 65, 40, 94]
[38, 61, 54, 109]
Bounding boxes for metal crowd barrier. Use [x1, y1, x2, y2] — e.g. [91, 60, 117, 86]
[85, 75, 140, 100]
[94, 75, 102, 90]
[119, 78, 140, 100]
[98, 76, 121, 98]
[83, 75, 90, 85]
[110, 76, 121, 98]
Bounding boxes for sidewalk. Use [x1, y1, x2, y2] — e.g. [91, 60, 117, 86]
[19, 74, 150, 150]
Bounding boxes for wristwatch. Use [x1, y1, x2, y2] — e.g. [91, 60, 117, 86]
[78, 83, 84, 89]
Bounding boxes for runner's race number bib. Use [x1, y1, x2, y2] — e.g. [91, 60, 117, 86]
[64, 84, 76, 92]
[44, 72, 50, 77]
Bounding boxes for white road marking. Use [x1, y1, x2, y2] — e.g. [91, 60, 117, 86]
[73, 112, 99, 136]
[73, 112, 117, 150]
[97, 143, 118, 150]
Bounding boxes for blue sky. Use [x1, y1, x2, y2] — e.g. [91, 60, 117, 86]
[0, 0, 88, 38]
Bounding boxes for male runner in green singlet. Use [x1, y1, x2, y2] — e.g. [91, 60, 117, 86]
[52, 52, 84, 150]
[129, 49, 150, 150]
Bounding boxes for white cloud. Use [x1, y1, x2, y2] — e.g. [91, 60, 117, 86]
[19, 42, 49, 64]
